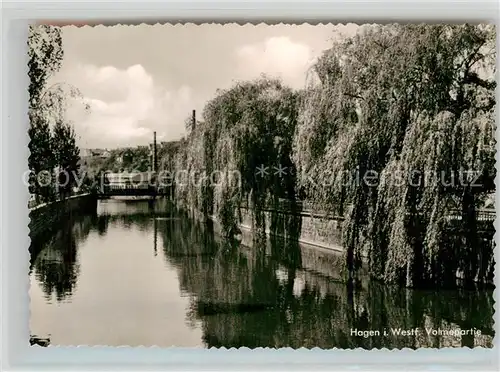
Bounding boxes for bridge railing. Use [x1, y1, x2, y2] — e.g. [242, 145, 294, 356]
[99, 182, 172, 196]
[446, 209, 496, 222]
[476, 209, 496, 222]
[104, 184, 151, 190]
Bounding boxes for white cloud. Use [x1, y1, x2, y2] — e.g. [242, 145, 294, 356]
[60, 64, 193, 149]
[58, 38, 318, 149]
[234, 36, 314, 89]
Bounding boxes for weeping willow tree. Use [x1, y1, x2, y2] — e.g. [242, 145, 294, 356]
[172, 77, 300, 238]
[294, 24, 496, 287]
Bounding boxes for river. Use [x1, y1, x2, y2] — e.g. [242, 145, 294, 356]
[29, 198, 494, 348]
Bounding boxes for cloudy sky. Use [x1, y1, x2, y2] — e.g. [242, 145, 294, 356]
[51, 23, 359, 149]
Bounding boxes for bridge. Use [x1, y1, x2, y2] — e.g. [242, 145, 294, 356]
[100, 183, 168, 197]
[97, 131, 172, 198]
[98, 171, 173, 198]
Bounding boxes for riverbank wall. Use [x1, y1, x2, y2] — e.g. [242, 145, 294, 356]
[210, 204, 493, 286]
[238, 206, 344, 253]
[176, 195, 494, 286]
[205, 205, 354, 282]
[29, 193, 98, 251]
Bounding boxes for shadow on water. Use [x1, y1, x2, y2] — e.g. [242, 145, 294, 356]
[159, 212, 494, 349]
[30, 199, 495, 349]
[30, 213, 96, 301]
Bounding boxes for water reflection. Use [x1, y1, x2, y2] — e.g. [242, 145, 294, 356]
[161, 216, 494, 349]
[30, 213, 95, 301]
[29, 199, 494, 348]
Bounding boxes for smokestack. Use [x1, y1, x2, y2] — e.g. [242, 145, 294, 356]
[153, 131, 157, 173]
[192, 109, 196, 131]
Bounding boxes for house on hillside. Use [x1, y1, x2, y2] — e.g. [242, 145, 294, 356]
[116, 149, 134, 164]
[88, 148, 111, 159]
[90, 149, 102, 157]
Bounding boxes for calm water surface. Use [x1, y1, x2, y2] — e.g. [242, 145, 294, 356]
[30, 199, 494, 348]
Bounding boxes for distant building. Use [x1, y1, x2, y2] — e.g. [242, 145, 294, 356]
[116, 149, 134, 164]
[79, 149, 112, 172]
[90, 149, 103, 157]
[81, 148, 111, 159]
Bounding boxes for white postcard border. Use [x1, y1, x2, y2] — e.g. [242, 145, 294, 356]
[1, 0, 499, 371]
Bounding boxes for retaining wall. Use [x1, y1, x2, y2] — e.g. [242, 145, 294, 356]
[29, 194, 98, 251]
[208, 206, 350, 281]
[239, 207, 344, 252]
[234, 206, 494, 286]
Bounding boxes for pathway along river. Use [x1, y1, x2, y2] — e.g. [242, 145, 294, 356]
[29, 198, 494, 348]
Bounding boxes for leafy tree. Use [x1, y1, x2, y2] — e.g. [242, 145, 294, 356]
[28, 25, 63, 203]
[184, 114, 195, 135]
[28, 25, 89, 203]
[28, 114, 56, 202]
[170, 77, 300, 236]
[294, 24, 496, 287]
[160, 24, 494, 289]
[52, 120, 80, 198]
[28, 25, 63, 110]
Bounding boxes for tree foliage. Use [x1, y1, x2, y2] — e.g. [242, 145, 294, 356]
[170, 77, 300, 237]
[28, 25, 64, 109]
[28, 114, 56, 202]
[294, 24, 496, 287]
[28, 25, 63, 202]
[53, 120, 80, 197]
[28, 25, 88, 203]
[164, 24, 495, 289]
